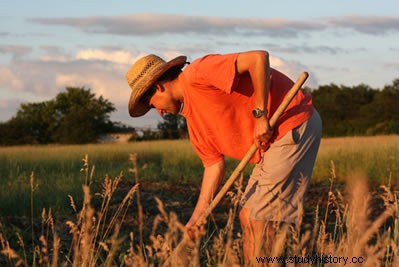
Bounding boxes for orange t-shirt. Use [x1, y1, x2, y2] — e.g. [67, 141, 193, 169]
[180, 53, 313, 167]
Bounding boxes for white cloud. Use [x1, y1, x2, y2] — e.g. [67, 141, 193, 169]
[55, 71, 127, 105]
[0, 66, 24, 91]
[76, 49, 138, 65]
[270, 56, 318, 88]
[162, 50, 186, 61]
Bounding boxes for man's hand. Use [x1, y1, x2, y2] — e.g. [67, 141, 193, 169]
[185, 160, 224, 240]
[254, 116, 273, 150]
[185, 220, 201, 240]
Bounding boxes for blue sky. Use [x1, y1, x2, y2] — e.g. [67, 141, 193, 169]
[1, 0, 399, 128]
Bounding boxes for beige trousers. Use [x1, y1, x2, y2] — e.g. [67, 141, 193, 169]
[240, 109, 322, 223]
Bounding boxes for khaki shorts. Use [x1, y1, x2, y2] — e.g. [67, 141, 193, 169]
[240, 109, 322, 223]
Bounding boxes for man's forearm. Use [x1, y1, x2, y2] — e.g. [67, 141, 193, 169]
[187, 159, 225, 226]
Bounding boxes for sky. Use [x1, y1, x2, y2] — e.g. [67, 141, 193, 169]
[1, 0, 399, 128]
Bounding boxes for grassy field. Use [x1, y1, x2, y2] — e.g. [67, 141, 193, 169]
[0, 135, 398, 216]
[314, 135, 399, 184]
[0, 140, 203, 216]
[0, 135, 398, 266]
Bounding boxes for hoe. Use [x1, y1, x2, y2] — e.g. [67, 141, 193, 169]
[163, 72, 309, 266]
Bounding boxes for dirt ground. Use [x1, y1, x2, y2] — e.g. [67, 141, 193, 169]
[122, 180, 339, 239]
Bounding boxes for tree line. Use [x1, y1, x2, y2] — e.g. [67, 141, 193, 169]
[0, 78, 398, 145]
[312, 79, 399, 136]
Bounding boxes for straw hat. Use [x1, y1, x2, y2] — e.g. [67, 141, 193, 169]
[126, 54, 187, 117]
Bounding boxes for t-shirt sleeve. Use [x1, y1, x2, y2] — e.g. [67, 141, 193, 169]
[192, 53, 239, 94]
[188, 129, 224, 167]
[193, 142, 224, 168]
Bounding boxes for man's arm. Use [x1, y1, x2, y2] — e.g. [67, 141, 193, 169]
[185, 159, 225, 237]
[236, 50, 273, 149]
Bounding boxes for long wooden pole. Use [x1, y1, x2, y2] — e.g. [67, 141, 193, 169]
[163, 71, 309, 266]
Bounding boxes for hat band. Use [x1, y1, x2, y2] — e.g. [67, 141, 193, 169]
[128, 58, 159, 87]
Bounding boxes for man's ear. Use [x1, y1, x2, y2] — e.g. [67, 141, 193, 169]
[155, 82, 165, 92]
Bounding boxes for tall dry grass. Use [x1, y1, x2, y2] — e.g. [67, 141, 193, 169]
[1, 153, 398, 266]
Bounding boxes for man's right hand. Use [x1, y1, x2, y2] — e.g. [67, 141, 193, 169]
[185, 221, 201, 240]
[184, 159, 225, 240]
[254, 116, 273, 150]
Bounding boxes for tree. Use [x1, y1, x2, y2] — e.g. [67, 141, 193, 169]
[51, 87, 115, 144]
[363, 79, 399, 135]
[0, 87, 115, 145]
[157, 114, 188, 139]
[0, 102, 54, 145]
[16, 102, 54, 143]
[139, 128, 161, 141]
[312, 83, 376, 136]
[312, 84, 348, 136]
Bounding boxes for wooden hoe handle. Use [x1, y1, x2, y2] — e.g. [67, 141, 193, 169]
[163, 71, 309, 266]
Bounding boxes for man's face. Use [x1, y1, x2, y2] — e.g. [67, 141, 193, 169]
[147, 83, 182, 117]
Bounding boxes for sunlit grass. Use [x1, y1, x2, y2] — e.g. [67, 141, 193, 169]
[0, 136, 398, 217]
[313, 135, 399, 185]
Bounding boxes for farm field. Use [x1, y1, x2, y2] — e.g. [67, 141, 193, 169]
[0, 135, 399, 266]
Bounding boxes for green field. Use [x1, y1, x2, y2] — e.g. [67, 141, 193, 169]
[0, 136, 399, 266]
[0, 136, 398, 217]
[0, 140, 202, 216]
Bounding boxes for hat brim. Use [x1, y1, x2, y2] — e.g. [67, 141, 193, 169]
[128, 55, 187, 117]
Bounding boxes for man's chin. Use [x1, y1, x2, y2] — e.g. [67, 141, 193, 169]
[162, 111, 177, 116]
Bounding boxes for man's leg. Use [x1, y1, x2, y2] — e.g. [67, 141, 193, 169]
[240, 208, 262, 264]
[240, 208, 279, 264]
